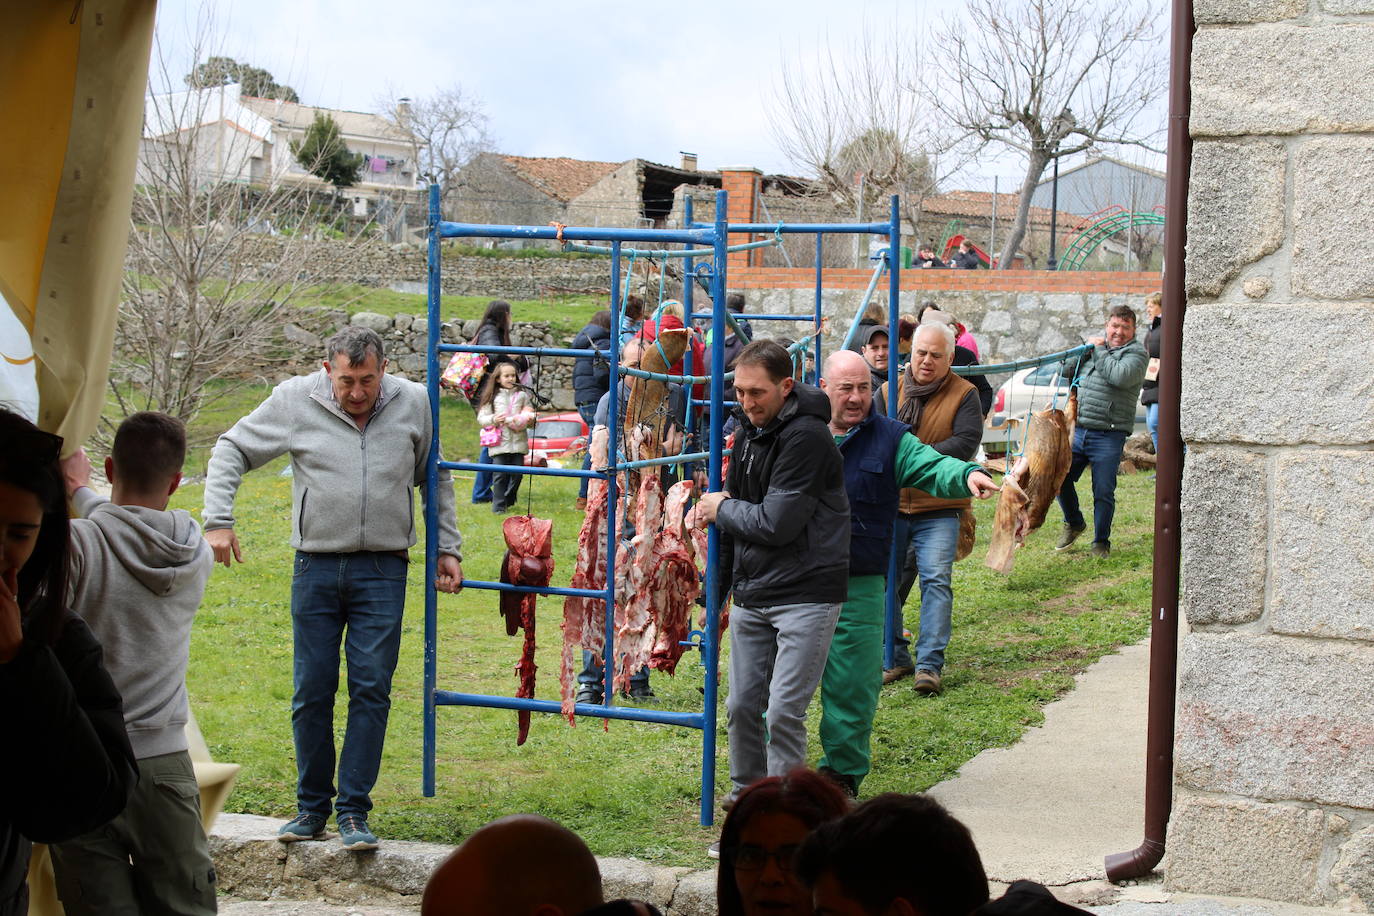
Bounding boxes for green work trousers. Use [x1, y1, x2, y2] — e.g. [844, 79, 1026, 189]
[818, 574, 885, 785]
[51, 749, 217, 915]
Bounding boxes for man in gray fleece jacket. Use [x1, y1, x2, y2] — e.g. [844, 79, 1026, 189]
[51, 411, 218, 915]
[202, 327, 463, 852]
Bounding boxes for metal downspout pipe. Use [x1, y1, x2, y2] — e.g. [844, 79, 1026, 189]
[1104, 0, 1194, 883]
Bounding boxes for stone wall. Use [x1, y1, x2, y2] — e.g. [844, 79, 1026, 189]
[282, 310, 578, 409]
[1167, 1, 1374, 909]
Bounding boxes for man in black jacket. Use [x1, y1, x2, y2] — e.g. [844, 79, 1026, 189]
[697, 340, 849, 807]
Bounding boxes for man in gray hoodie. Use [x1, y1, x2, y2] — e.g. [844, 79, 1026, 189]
[51, 411, 218, 915]
[202, 327, 463, 851]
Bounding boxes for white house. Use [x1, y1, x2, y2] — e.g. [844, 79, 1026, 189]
[138, 83, 420, 212]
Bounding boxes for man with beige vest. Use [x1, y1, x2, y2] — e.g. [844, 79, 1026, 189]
[881, 322, 984, 695]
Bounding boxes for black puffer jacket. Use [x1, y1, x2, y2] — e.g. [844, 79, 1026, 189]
[715, 383, 850, 607]
[1140, 315, 1162, 407]
[1, 612, 137, 914]
[571, 323, 611, 406]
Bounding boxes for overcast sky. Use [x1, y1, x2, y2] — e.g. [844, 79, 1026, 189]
[153, 0, 1168, 190]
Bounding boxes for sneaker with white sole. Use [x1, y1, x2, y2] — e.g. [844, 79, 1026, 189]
[277, 812, 330, 843]
[337, 814, 379, 851]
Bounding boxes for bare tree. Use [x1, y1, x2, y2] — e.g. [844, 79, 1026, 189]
[116, 25, 345, 433]
[932, 0, 1166, 268]
[381, 87, 493, 214]
[769, 30, 966, 263]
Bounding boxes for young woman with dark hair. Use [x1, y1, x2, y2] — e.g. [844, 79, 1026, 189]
[0, 408, 137, 914]
[716, 769, 851, 916]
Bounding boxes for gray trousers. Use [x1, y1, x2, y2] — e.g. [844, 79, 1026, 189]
[51, 749, 217, 915]
[726, 600, 843, 793]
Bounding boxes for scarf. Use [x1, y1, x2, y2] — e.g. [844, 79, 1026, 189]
[896, 367, 947, 430]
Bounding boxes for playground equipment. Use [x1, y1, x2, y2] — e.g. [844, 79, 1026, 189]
[423, 187, 901, 826]
[941, 233, 994, 268]
[1056, 207, 1166, 271]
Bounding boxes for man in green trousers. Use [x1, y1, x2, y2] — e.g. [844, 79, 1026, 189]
[815, 350, 1002, 796]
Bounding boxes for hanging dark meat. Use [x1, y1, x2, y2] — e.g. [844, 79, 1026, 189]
[560, 478, 611, 721]
[500, 515, 554, 744]
[612, 472, 663, 694]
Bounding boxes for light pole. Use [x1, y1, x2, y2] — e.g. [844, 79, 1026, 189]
[1047, 156, 1061, 270]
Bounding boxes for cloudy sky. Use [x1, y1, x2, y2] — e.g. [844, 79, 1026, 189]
[152, 0, 1168, 189]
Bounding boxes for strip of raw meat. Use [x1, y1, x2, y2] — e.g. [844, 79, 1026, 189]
[955, 506, 977, 562]
[649, 480, 703, 674]
[561, 478, 609, 721]
[502, 516, 554, 745]
[984, 404, 1073, 574]
[613, 473, 662, 693]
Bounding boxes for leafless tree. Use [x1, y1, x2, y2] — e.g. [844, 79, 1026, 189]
[769, 30, 966, 264]
[933, 0, 1166, 268]
[381, 86, 493, 215]
[116, 23, 343, 434]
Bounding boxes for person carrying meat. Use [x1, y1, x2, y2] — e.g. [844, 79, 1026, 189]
[815, 349, 1001, 797]
[695, 340, 849, 823]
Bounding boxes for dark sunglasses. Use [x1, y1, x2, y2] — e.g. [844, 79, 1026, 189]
[730, 843, 802, 873]
[11, 426, 64, 465]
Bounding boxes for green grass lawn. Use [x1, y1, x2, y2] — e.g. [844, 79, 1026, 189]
[293, 283, 604, 341]
[173, 391, 1153, 865]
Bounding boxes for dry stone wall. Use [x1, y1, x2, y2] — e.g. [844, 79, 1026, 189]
[1168, 0, 1374, 908]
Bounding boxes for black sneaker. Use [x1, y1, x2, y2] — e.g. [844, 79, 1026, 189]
[623, 683, 657, 702]
[277, 812, 330, 843]
[1055, 524, 1087, 550]
[575, 685, 603, 705]
[818, 766, 859, 799]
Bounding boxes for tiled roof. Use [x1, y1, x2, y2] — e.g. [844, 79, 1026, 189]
[500, 155, 623, 202]
[923, 190, 1079, 230]
[239, 96, 412, 143]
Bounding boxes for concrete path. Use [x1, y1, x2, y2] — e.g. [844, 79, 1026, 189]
[928, 640, 1153, 887]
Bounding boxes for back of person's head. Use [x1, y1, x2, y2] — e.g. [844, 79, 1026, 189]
[111, 411, 186, 494]
[590, 309, 613, 331]
[733, 339, 794, 384]
[0, 407, 70, 646]
[726, 292, 746, 313]
[624, 294, 645, 322]
[717, 768, 852, 916]
[657, 300, 685, 324]
[916, 300, 940, 323]
[579, 900, 664, 916]
[422, 814, 603, 915]
[796, 793, 989, 916]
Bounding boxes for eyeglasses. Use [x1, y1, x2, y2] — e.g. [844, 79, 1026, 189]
[730, 843, 801, 872]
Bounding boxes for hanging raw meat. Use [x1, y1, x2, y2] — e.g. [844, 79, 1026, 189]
[985, 397, 1075, 574]
[625, 327, 691, 446]
[649, 480, 703, 674]
[500, 515, 554, 745]
[561, 477, 611, 721]
[612, 472, 663, 693]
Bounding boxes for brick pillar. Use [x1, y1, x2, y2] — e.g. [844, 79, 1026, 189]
[720, 166, 761, 268]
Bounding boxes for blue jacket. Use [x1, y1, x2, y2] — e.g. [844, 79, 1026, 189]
[571, 323, 610, 405]
[838, 409, 911, 576]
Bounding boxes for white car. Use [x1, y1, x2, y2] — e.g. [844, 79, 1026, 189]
[982, 360, 1148, 454]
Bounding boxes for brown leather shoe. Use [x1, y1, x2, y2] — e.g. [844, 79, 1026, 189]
[574, 497, 587, 511]
[882, 665, 915, 685]
[913, 669, 943, 695]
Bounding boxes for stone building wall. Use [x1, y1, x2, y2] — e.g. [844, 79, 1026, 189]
[564, 161, 645, 229]
[1166, 1, 1374, 909]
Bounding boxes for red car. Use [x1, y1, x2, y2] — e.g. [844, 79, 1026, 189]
[525, 411, 590, 467]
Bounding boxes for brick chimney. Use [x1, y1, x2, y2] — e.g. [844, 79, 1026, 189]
[680, 151, 698, 172]
[719, 166, 762, 268]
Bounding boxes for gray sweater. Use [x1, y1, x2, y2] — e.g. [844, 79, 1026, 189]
[68, 488, 213, 758]
[203, 369, 462, 558]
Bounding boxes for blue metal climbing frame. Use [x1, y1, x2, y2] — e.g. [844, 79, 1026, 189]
[423, 186, 902, 826]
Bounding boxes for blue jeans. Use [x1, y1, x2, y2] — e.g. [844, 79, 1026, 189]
[1058, 427, 1129, 547]
[576, 651, 649, 693]
[290, 551, 407, 819]
[576, 402, 599, 499]
[889, 513, 960, 673]
[472, 446, 492, 503]
[1145, 402, 1159, 454]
